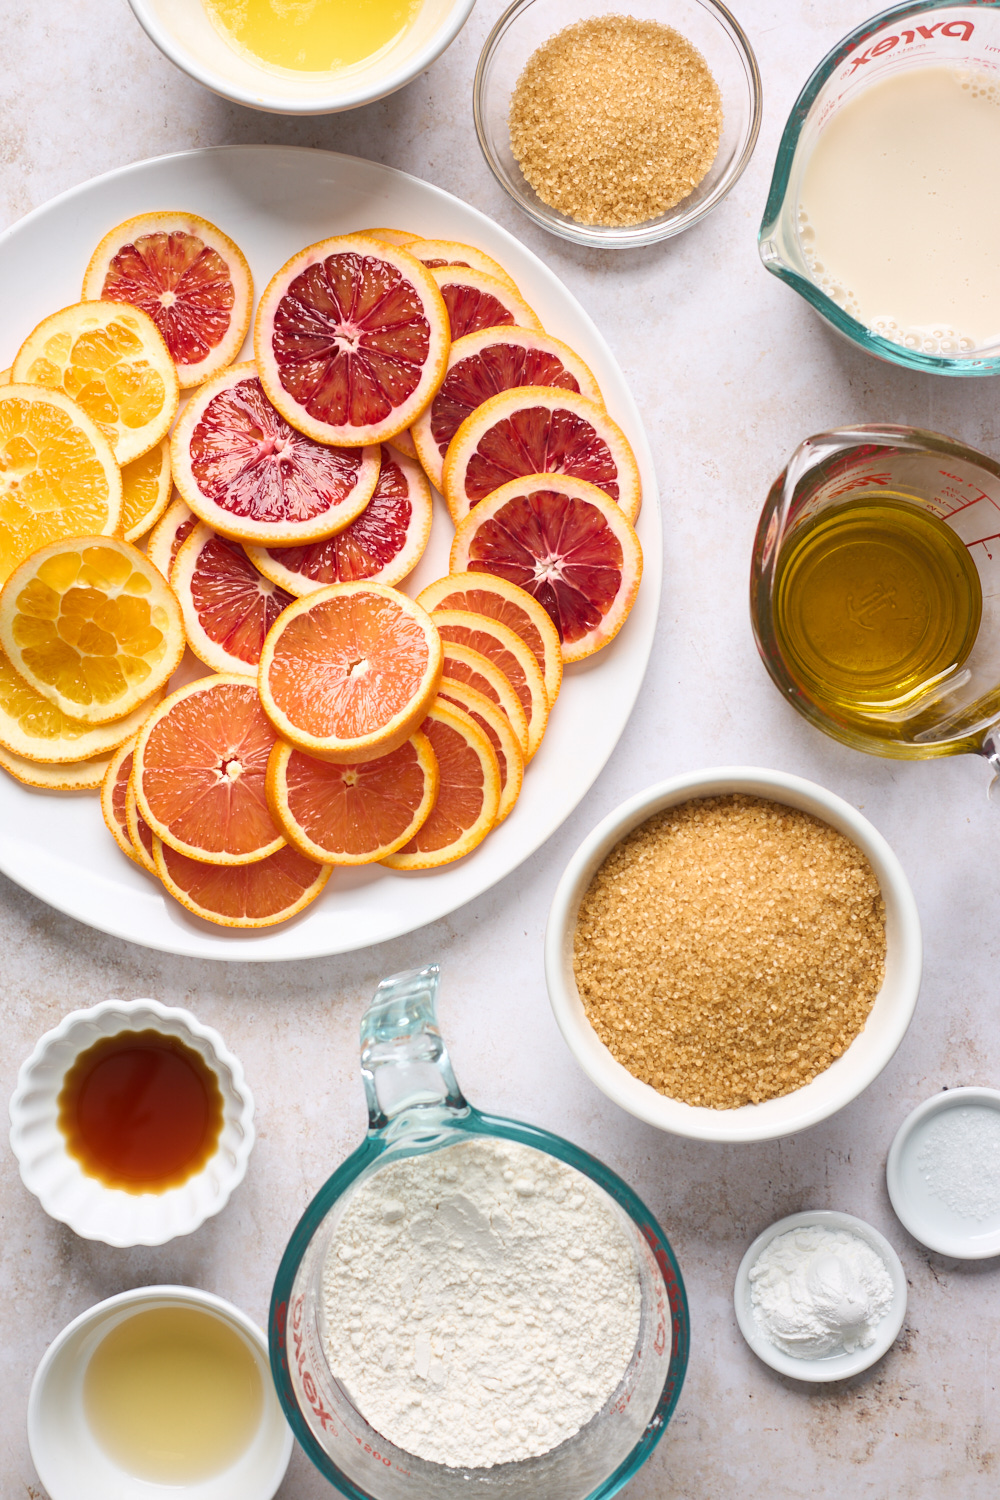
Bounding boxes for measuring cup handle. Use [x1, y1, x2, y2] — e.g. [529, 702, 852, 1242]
[359, 963, 467, 1130]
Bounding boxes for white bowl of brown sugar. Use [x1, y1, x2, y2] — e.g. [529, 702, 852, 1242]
[545, 768, 922, 1142]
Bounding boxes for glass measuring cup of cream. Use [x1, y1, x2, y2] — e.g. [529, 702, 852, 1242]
[750, 424, 1000, 780]
[759, 1, 1000, 376]
[269, 964, 688, 1499]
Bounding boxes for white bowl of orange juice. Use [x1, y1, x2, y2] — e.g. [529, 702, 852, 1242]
[128, 0, 477, 114]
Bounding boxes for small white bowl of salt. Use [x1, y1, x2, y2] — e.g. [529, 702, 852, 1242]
[887, 1087, 1000, 1259]
[733, 1209, 907, 1382]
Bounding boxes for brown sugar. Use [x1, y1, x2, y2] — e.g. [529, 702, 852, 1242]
[573, 795, 886, 1109]
[508, 15, 722, 228]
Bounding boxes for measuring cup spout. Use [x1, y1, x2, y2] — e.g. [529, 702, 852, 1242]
[360, 964, 467, 1131]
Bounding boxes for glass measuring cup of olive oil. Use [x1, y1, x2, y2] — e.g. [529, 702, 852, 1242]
[269, 965, 688, 1500]
[751, 424, 1000, 776]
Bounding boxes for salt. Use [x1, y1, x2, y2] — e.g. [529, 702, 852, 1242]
[916, 1105, 1000, 1223]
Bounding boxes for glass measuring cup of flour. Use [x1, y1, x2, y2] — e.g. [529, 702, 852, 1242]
[269, 965, 688, 1499]
[751, 424, 1000, 780]
[759, 1, 1000, 376]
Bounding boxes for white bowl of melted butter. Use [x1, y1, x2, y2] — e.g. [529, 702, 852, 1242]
[128, 0, 477, 114]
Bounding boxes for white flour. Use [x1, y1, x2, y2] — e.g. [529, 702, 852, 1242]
[321, 1137, 641, 1468]
[749, 1224, 894, 1359]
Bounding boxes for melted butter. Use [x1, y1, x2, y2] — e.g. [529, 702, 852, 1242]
[203, 0, 422, 74]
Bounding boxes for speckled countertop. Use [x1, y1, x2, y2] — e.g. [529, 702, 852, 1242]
[3, 2, 1000, 1495]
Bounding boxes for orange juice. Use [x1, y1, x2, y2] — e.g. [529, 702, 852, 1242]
[204, 0, 422, 73]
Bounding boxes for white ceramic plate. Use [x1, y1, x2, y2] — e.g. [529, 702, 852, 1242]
[886, 1087, 1000, 1258]
[0, 146, 661, 961]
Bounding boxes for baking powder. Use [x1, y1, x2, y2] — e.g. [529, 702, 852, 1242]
[748, 1224, 894, 1359]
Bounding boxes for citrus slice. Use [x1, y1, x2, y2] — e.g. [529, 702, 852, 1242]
[418, 572, 562, 707]
[154, 838, 330, 928]
[12, 301, 180, 465]
[0, 743, 112, 790]
[411, 327, 602, 493]
[0, 386, 122, 588]
[439, 640, 529, 756]
[172, 522, 294, 674]
[388, 428, 418, 459]
[245, 446, 432, 595]
[122, 439, 172, 543]
[0, 536, 184, 724]
[430, 265, 542, 343]
[0, 643, 159, 764]
[443, 387, 642, 525]
[133, 674, 286, 866]
[436, 677, 523, 826]
[126, 780, 158, 874]
[83, 211, 254, 388]
[357, 228, 419, 247]
[254, 236, 450, 446]
[266, 730, 439, 864]
[0, 368, 10, 384]
[259, 583, 443, 764]
[431, 609, 549, 759]
[381, 702, 500, 870]
[146, 496, 196, 579]
[408, 239, 519, 293]
[102, 739, 140, 862]
[171, 361, 381, 544]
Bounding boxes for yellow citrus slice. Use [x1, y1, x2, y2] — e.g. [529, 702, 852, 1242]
[0, 536, 184, 725]
[430, 265, 542, 342]
[408, 239, 520, 293]
[126, 780, 158, 874]
[145, 496, 196, 580]
[0, 386, 122, 589]
[381, 702, 500, 870]
[122, 438, 172, 543]
[0, 743, 112, 790]
[101, 738, 140, 863]
[0, 643, 159, 763]
[0, 368, 10, 384]
[436, 676, 523, 825]
[439, 640, 529, 757]
[431, 608, 549, 759]
[12, 301, 179, 465]
[258, 583, 443, 764]
[266, 730, 439, 865]
[154, 838, 331, 928]
[83, 211, 254, 388]
[418, 572, 563, 707]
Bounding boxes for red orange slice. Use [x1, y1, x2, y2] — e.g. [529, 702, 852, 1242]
[101, 738, 139, 863]
[172, 522, 293, 674]
[381, 702, 500, 870]
[439, 640, 529, 756]
[418, 572, 562, 707]
[432, 609, 549, 759]
[436, 677, 523, 826]
[154, 839, 330, 928]
[146, 496, 196, 580]
[430, 265, 541, 343]
[126, 780, 158, 875]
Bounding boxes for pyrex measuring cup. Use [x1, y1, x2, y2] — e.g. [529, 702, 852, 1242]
[750, 424, 1000, 774]
[269, 965, 688, 1499]
[759, 0, 1000, 376]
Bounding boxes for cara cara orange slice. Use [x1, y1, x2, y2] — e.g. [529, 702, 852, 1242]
[381, 702, 500, 870]
[126, 779, 158, 875]
[438, 640, 529, 757]
[121, 438, 172, 543]
[101, 738, 140, 863]
[429, 265, 541, 343]
[436, 677, 523, 826]
[418, 572, 562, 707]
[172, 522, 293, 675]
[154, 839, 330, 929]
[431, 608, 548, 759]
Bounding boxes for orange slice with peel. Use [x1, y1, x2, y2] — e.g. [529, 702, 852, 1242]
[266, 730, 439, 865]
[430, 265, 541, 343]
[418, 572, 562, 707]
[381, 702, 500, 870]
[436, 677, 523, 826]
[83, 211, 253, 388]
[439, 640, 529, 756]
[12, 300, 179, 465]
[258, 582, 443, 765]
[102, 738, 140, 862]
[146, 496, 195, 580]
[126, 780, 158, 874]
[431, 609, 548, 759]
[154, 838, 330, 929]
[408, 239, 520, 293]
[443, 387, 641, 525]
[0, 536, 184, 725]
[0, 643, 159, 764]
[254, 236, 450, 447]
[356, 228, 419, 247]
[173, 523, 293, 675]
[388, 428, 418, 459]
[122, 439, 172, 543]
[133, 674, 286, 866]
[0, 744, 112, 790]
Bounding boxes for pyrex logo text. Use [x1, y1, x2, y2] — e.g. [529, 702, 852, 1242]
[849, 19, 975, 71]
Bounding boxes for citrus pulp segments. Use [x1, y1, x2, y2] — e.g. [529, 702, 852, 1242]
[436, 677, 523, 826]
[0, 535, 183, 725]
[146, 496, 196, 580]
[429, 265, 542, 343]
[408, 240, 520, 294]
[439, 640, 529, 757]
[431, 609, 549, 760]
[133, 674, 286, 866]
[266, 730, 439, 864]
[258, 582, 444, 765]
[125, 780, 158, 874]
[0, 386, 122, 589]
[154, 838, 331, 928]
[171, 361, 381, 545]
[83, 211, 254, 388]
[442, 386, 642, 526]
[101, 739, 140, 863]
[411, 326, 604, 493]
[0, 744, 112, 790]
[254, 235, 450, 447]
[122, 439, 172, 543]
[245, 446, 432, 595]
[451, 475, 644, 663]
[0, 644, 160, 763]
[381, 702, 500, 870]
[11, 300, 180, 465]
[417, 571, 563, 707]
[173, 522, 294, 675]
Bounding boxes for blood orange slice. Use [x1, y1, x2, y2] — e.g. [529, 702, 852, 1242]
[126, 781, 158, 875]
[133, 675, 286, 865]
[122, 439, 172, 543]
[0, 745, 111, 790]
[146, 497, 196, 579]
[245, 446, 432, 595]
[357, 228, 419, 247]
[436, 677, 523, 826]
[430, 266, 541, 343]
[432, 609, 548, 759]
[381, 702, 500, 870]
[258, 583, 443, 764]
[409, 240, 519, 293]
[171, 361, 381, 545]
[443, 388, 642, 525]
[154, 839, 330, 929]
[266, 730, 439, 864]
[451, 475, 644, 662]
[418, 572, 562, 707]
[255, 236, 449, 447]
[411, 327, 602, 492]
[388, 428, 418, 459]
[102, 738, 139, 863]
[172, 522, 293, 674]
[83, 211, 253, 388]
[439, 641, 529, 756]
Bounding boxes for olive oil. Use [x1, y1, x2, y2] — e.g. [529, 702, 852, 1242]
[204, 0, 422, 74]
[773, 495, 982, 724]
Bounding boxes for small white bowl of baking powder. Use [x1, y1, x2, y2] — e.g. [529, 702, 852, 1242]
[887, 1087, 1000, 1258]
[733, 1209, 907, 1382]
